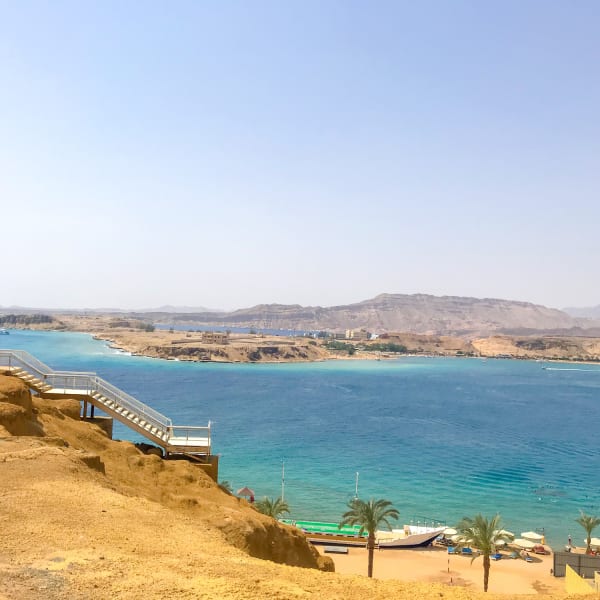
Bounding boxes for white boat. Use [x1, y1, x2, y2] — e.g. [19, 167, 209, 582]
[280, 519, 444, 549]
[0, 328, 9, 335]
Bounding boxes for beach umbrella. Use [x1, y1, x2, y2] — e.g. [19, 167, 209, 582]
[514, 538, 536, 549]
[236, 486, 255, 497]
[521, 531, 543, 541]
[444, 527, 457, 536]
[496, 529, 514, 538]
[450, 534, 464, 543]
[494, 539, 507, 547]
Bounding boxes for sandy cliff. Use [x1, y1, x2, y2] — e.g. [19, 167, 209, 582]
[0, 375, 577, 599]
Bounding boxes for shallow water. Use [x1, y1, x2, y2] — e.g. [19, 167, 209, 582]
[3, 329, 600, 547]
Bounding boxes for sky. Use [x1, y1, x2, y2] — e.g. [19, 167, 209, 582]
[1, 1, 599, 311]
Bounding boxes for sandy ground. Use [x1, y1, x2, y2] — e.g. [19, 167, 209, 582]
[0, 368, 583, 599]
[316, 545, 565, 595]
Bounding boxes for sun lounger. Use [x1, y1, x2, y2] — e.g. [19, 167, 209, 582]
[461, 547, 473, 556]
[491, 553, 502, 561]
[447, 546, 456, 554]
[509, 551, 519, 559]
[324, 546, 348, 554]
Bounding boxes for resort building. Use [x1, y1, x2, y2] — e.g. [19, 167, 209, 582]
[201, 331, 229, 344]
[345, 329, 370, 341]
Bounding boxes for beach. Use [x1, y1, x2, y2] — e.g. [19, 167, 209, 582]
[316, 544, 564, 595]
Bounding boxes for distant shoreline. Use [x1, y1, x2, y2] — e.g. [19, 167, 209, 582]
[4, 316, 600, 365]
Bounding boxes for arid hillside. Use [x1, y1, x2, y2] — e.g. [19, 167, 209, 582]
[0, 375, 579, 599]
[128, 293, 593, 336]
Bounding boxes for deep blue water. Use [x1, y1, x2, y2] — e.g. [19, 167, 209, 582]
[3, 329, 600, 548]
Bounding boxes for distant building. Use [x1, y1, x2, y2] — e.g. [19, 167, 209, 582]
[201, 331, 229, 344]
[345, 329, 370, 341]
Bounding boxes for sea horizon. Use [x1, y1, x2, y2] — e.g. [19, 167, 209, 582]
[3, 329, 600, 549]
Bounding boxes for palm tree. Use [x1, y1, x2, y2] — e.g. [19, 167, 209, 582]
[576, 511, 600, 554]
[456, 514, 514, 592]
[218, 480, 232, 493]
[339, 498, 399, 578]
[254, 496, 290, 518]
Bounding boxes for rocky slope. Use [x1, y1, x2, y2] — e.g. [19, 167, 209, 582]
[563, 304, 600, 319]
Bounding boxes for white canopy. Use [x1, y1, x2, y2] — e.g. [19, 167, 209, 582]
[521, 531, 543, 541]
[444, 528, 458, 536]
[514, 538, 536, 549]
[496, 529, 514, 538]
[587, 537, 600, 547]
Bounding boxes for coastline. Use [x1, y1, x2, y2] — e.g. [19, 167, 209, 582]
[4, 315, 600, 365]
[88, 329, 600, 367]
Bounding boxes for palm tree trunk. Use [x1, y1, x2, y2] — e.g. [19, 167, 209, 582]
[483, 555, 490, 592]
[367, 533, 375, 578]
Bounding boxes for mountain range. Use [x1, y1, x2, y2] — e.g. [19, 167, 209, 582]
[128, 293, 600, 337]
[563, 304, 600, 319]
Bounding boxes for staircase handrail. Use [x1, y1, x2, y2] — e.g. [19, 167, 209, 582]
[0, 349, 171, 434]
[0, 349, 59, 380]
[170, 425, 211, 440]
[93, 376, 172, 431]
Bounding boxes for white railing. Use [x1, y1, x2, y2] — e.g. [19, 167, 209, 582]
[0, 349, 65, 381]
[169, 425, 211, 443]
[93, 376, 171, 432]
[45, 372, 98, 393]
[0, 349, 210, 451]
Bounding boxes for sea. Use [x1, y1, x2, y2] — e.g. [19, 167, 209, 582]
[3, 329, 600, 548]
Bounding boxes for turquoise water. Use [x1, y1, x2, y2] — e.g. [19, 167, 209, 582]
[3, 329, 600, 548]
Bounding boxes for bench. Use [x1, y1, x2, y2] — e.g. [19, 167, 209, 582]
[324, 546, 349, 554]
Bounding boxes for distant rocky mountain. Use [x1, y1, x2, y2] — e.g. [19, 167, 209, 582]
[137, 293, 593, 337]
[563, 305, 600, 319]
[137, 305, 222, 314]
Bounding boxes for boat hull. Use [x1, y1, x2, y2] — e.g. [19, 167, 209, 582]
[281, 520, 444, 549]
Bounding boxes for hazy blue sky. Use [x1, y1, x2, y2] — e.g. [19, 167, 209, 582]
[2, 1, 598, 310]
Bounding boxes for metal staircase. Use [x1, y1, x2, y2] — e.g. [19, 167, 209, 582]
[0, 349, 211, 457]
